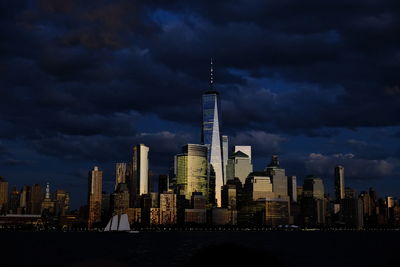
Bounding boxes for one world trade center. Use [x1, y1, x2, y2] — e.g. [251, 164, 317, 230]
[201, 59, 224, 207]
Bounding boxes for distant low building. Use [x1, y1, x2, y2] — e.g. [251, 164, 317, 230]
[160, 192, 177, 224]
[185, 209, 207, 224]
[256, 198, 290, 226]
[212, 208, 237, 225]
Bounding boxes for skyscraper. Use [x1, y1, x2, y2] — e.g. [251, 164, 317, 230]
[303, 175, 324, 199]
[222, 135, 229, 181]
[9, 187, 20, 214]
[265, 155, 288, 198]
[175, 144, 209, 202]
[88, 166, 103, 228]
[334, 165, 345, 202]
[128, 144, 149, 206]
[29, 184, 42, 214]
[201, 59, 224, 207]
[234, 146, 252, 163]
[160, 192, 177, 224]
[226, 151, 253, 185]
[0, 177, 8, 214]
[115, 163, 127, 190]
[287, 175, 297, 203]
[55, 189, 70, 216]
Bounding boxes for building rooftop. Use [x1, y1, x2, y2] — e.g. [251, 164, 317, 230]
[203, 90, 219, 95]
[231, 151, 249, 158]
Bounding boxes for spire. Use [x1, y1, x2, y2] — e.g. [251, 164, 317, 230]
[210, 57, 214, 88]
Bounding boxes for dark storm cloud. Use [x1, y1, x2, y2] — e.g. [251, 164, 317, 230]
[31, 131, 192, 171]
[1, 0, 400, 178]
[304, 153, 399, 180]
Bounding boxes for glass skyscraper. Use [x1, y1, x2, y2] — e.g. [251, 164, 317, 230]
[202, 90, 224, 207]
[175, 144, 209, 202]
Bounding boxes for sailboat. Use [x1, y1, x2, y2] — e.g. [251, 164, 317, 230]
[103, 213, 139, 233]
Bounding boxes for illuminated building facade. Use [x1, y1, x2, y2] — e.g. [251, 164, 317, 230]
[160, 192, 177, 224]
[88, 166, 102, 228]
[226, 151, 253, 184]
[115, 163, 127, 190]
[176, 144, 209, 202]
[0, 177, 8, 214]
[202, 90, 224, 207]
[129, 144, 149, 206]
[335, 165, 345, 202]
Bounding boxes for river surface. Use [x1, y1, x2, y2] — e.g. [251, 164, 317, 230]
[0, 231, 398, 266]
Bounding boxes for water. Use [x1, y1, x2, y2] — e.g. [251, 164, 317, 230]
[0, 231, 398, 266]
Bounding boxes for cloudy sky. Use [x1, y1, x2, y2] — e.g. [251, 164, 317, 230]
[1, 0, 400, 208]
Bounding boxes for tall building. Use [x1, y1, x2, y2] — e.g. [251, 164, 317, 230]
[111, 183, 130, 214]
[9, 187, 20, 214]
[265, 155, 288, 198]
[160, 192, 177, 224]
[222, 184, 237, 210]
[19, 185, 31, 214]
[41, 183, 56, 216]
[257, 198, 290, 226]
[115, 163, 127, 190]
[334, 165, 345, 202]
[301, 176, 326, 225]
[0, 177, 8, 214]
[244, 172, 274, 201]
[29, 184, 42, 214]
[158, 174, 169, 194]
[287, 175, 297, 203]
[303, 175, 324, 199]
[175, 144, 209, 202]
[226, 150, 253, 185]
[88, 166, 103, 228]
[222, 135, 229, 181]
[201, 60, 224, 207]
[234, 146, 252, 163]
[128, 144, 149, 206]
[55, 189, 70, 216]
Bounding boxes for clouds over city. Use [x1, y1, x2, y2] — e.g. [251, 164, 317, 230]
[1, 0, 400, 204]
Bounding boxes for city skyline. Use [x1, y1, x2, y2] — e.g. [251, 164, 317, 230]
[1, 1, 400, 210]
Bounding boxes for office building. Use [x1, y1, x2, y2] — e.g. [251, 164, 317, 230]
[128, 144, 149, 206]
[29, 184, 43, 214]
[303, 175, 324, 199]
[158, 174, 169, 193]
[222, 184, 237, 210]
[115, 163, 127, 190]
[55, 189, 70, 216]
[222, 135, 229, 181]
[257, 198, 290, 226]
[334, 165, 345, 202]
[9, 187, 20, 214]
[160, 192, 177, 224]
[191, 193, 207, 209]
[244, 172, 274, 201]
[111, 183, 130, 214]
[212, 208, 237, 225]
[234, 146, 252, 162]
[88, 166, 102, 228]
[185, 209, 207, 224]
[265, 156, 288, 198]
[202, 73, 224, 206]
[341, 194, 364, 229]
[0, 177, 8, 214]
[287, 175, 297, 202]
[41, 183, 56, 215]
[226, 151, 253, 184]
[150, 208, 161, 225]
[175, 144, 209, 202]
